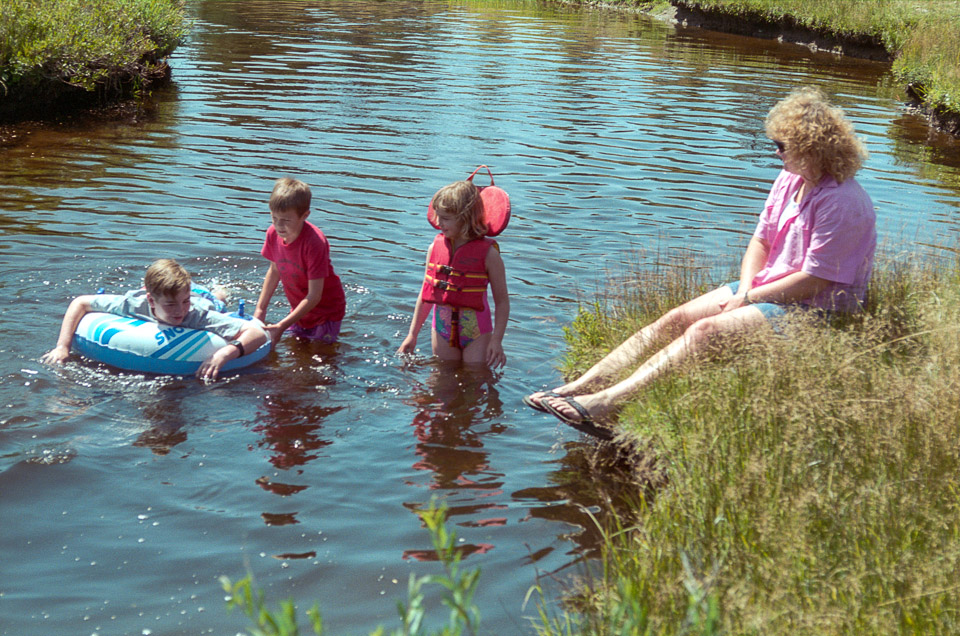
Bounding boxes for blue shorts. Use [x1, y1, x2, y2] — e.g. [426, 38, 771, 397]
[191, 285, 227, 313]
[724, 281, 790, 319]
[723, 282, 837, 335]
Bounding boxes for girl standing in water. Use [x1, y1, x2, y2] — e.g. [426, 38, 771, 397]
[398, 175, 510, 368]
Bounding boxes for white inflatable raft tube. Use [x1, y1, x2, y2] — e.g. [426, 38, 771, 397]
[72, 303, 270, 375]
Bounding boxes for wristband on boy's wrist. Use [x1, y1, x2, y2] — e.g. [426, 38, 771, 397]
[228, 340, 245, 357]
[744, 288, 752, 304]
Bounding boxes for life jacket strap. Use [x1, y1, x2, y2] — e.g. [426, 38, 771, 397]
[424, 274, 487, 293]
[449, 309, 461, 349]
[427, 262, 488, 281]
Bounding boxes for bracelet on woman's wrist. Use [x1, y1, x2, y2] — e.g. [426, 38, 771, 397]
[744, 288, 752, 304]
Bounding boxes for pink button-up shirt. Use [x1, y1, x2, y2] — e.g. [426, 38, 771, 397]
[752, 170, 876, 312]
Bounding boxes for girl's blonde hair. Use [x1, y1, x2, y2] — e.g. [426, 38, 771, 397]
[765, 87, 868, 183]
[429, 180, 487, 240]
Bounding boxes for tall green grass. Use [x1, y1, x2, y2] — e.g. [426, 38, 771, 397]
[0, 0, 186, 110]
[894, 17, 960, 113]
[672, 0, 929, 49]
[650, 0, 960, 119]
[538, 252, 960, 634]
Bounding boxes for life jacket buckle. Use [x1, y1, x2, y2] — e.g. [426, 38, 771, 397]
[435, 280, 450, 291]
[439, 265, 455, 275]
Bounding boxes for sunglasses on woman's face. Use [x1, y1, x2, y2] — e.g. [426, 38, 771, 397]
[774, 140, 786, 153]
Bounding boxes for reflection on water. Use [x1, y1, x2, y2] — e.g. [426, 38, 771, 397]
[3, 1, 960, 634]
[406, 363, 505, 491]
[402, 362, 506, 560]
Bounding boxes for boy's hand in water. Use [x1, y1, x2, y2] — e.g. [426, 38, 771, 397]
[41, 345, 71, 365]
[486, 340, 506, 369]
[196, 347, 234, 381]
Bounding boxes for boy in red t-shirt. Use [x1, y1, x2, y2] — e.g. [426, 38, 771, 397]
[254, 178, 346, 345]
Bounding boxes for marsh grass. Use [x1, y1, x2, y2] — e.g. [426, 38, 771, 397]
[894, 18, 960, 112]
[669, 0, 960, 45]
[0, 0, 187, 115]
[659, 0, 960, 119]
[542, 252, 960, 634]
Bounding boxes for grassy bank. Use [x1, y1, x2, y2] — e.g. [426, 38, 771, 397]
[602, 0, 960, 133]
[0, 0, 187, 119]
[536, 252, 960, 634]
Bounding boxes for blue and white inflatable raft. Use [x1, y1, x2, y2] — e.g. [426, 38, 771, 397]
[72, 312, 271, 375]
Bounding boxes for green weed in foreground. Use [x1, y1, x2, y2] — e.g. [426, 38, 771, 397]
[540, 252, 960, 634]
[221, 500, 481, 636]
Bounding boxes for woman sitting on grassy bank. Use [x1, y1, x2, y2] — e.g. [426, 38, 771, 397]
[525, 87, 877, 438]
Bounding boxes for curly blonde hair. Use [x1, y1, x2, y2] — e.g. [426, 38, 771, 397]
[765, 87, 868, 183]
[429, 180, 487, 240]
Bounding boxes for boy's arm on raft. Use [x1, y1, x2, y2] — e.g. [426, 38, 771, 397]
[41, 295, 95, 364]
[196, 321, 268, 381]
[485, 248, 509, 368]
[254, 262, 281, 322]
[397, 252, 432, 355]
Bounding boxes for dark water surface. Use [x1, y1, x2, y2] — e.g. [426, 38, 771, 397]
[3, 1, 960, 634]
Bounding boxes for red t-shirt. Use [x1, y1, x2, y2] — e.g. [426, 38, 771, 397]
[261, 221, 346, 327]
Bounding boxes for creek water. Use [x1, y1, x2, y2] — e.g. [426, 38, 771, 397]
[2, 1, 960, 634]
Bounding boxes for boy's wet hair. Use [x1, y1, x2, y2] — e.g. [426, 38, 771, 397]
[269, 177, 312, 216]
[144, 259, 192, 298]
[430, 180, 487, 240]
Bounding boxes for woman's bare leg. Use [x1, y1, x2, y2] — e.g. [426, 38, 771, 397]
[530, 286, 737, 403]
[544, 305, 767, 422]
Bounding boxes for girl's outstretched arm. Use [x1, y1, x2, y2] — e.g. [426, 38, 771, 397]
[398, 295, 431, 355]
[485, 247, 509, 369]
[397, 250, 432, 355]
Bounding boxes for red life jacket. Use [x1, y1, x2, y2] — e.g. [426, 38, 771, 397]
[421, 234, 497, 312]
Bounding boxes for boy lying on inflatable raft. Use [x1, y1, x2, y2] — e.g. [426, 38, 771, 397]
[41, 259, 269, 380]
